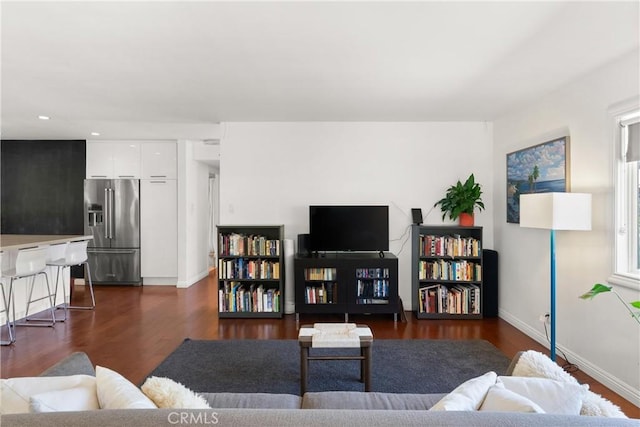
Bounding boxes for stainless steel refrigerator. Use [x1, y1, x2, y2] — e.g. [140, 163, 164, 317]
[84, 179, 141, 285]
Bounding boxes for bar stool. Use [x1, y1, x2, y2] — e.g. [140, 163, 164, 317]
[3, 246, 56, 330]
[0, 252, 15, 345]
[45, 243, 69, 321]
[47, 240, 95, 322]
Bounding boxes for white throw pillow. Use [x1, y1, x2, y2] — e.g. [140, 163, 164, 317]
[429, 371, 497, 411]
[141, 376, 211, 409]
[29, 386, 100, 413]
[0, 375, 95, 414]
[479, 383, 545, 413]
[95, 366, 156, 409]
[497, 376, 586, 415]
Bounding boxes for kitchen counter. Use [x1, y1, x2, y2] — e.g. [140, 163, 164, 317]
[0, 234, 93, 251]
[0, 235, 94, 324]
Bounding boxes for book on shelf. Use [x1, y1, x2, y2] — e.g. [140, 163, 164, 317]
[218, 282, 281, 313]
[418, 283, 481, 315]
[304, 268, 336, 281]
[356, 298, 389, 305]
[355, 268, 389, 279]
[219, 233, 281, 257]
[218, 258, 280, 280]
[419, 234, 481, 257]
[356, 279, 389, 299]
[305, 282, 338, 304]
[418, 284, 440, 313]
[418, 259, 481, 281]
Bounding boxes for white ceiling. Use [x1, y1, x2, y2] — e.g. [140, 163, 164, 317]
[1, 1, 638, 140]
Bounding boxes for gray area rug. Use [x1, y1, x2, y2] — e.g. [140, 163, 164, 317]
[146, 339, 511, 395]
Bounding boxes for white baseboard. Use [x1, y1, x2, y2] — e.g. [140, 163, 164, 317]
[77, 278, 178, 286]
[176, 269, 210, 288]
[77, 273, 205, 288]
[142, 277, 178, 286]
[499, 308, 640, 408]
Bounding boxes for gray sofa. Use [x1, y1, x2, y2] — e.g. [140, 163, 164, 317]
[2, 352, 637, 427]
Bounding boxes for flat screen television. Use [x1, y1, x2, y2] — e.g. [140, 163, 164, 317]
[309, 205, 389, 252]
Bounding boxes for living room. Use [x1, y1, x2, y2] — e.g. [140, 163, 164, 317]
[1, 1, 639, 423]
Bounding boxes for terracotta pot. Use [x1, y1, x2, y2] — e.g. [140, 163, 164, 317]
[459, 213, 474, 226]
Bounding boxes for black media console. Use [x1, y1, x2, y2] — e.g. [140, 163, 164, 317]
[294, 252, 399, 322]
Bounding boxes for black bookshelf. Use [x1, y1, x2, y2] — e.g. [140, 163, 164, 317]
[217, 225, 284, 318]
[411, 225, 483, 319]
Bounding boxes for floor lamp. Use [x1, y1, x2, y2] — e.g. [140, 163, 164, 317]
[519, 192, 592, 362]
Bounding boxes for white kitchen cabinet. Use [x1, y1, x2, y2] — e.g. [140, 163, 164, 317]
[86, 141, 141, 178]
[141, 179, 177, 280]
[142, 142, 177, 179]
[86, 141, 113, 178]
[112, 142, 141, 178]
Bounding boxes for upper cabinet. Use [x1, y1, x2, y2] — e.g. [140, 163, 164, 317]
[113, 142, 141, 178]
[87, 141, 177, 179]
[86, 141, 141, 179]
[86, 141, 115, 178]
[141, 142, 177, 179]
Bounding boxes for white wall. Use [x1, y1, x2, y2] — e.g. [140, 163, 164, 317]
[177, 140, 213, 288]
[219, 122, 494, 305]
[493, 50, 640, 406]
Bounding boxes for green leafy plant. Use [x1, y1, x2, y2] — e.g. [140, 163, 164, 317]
[434, 174, 485, 221]
[579, 283, 640, 325]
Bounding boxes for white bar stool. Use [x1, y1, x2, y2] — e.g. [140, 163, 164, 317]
[2, 246, 56, 330]
[47, 240, 95, 322]
[45, 243, 69, 321]
[0, 252, 15, 345]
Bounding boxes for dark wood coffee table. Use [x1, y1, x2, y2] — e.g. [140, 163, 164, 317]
[298, 324, 373, 394]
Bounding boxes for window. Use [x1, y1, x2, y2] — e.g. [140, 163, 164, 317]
[610, 106, 640, 290]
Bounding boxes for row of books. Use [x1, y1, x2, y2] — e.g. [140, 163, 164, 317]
[418, 260, 481, 281]
[218, 259, 280, 280]
[218, 282, 280, 313]
[219, 233, 280, 257]
[419, 234, 481, 257]
[304, 268, 337, 281]
[355, 298, 389, 305]
[356, 279, 390, 298]
[355, 268, 389, 279]
[418, 284, 481, 315]
[304, 283, 338, 304]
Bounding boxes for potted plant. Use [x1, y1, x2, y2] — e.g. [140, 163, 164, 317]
[434, 174, 485, 226]
[580, 283, 640, 325]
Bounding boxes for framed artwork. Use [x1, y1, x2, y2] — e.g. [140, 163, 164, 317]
[506, 136, 570, 223]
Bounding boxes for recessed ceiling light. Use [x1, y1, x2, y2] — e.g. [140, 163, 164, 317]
[91, 132, 100, 136]
[38, 115, 50, 120]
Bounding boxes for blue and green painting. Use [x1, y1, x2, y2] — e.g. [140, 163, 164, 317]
[507, 137, 567, 223]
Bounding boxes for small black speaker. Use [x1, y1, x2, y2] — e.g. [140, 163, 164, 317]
[482, 249, 499, 317]
[297, 234, 311, 256]
[411, 208, 423, 225]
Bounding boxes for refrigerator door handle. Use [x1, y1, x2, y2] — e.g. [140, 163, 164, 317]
[109, 188, 116, 239]
[104, 188, 110, 239]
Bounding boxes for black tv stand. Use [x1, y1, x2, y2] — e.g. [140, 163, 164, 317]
[294, 251, 399, 322]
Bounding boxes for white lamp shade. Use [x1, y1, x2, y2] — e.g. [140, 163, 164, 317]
[520, 193, 592, 230]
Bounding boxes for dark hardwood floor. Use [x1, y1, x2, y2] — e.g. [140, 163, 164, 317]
[1, 271, 638, 418]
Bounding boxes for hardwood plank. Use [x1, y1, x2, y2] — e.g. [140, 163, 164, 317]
[1, 272, 637, 418]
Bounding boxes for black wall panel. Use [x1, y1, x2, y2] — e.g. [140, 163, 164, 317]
[1, 140, 85, 235]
